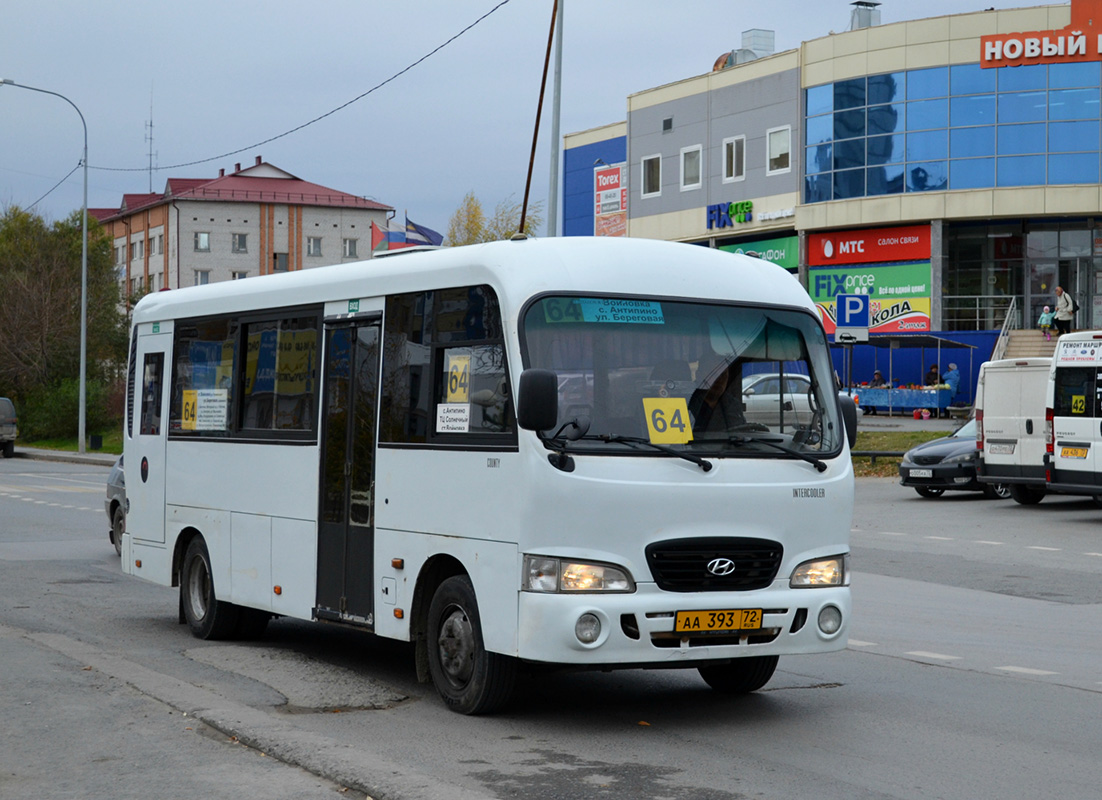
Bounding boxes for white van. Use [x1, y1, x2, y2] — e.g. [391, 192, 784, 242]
[1047, 332, 1102, 498]
[976, 358, 1051, 504]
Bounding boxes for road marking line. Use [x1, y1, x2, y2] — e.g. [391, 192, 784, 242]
[879, 531, 907, 537]
[1027, 546, 1061, 552]
[848, 640, 877, 647]
[975, 540, 1004, 546]
[907, 651, 961, 661]
[925, 536, 954, 541]
[996, 666, 1058, 676]
[1085, 553, 1102, 558]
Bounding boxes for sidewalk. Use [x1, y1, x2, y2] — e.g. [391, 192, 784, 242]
[12, 445, 118, 467]
[858, 411, 962, 434]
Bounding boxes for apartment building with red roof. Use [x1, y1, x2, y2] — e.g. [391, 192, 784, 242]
[95, 156, 392, 297]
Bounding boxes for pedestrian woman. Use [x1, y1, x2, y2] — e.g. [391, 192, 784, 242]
[1054, 286, 1074, 336]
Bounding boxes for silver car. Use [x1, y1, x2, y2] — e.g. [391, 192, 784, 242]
[104, 455, 126, 556]
[0, 397, 16, 458]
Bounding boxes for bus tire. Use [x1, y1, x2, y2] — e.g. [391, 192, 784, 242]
[426, 575, 516, 715]
[181, 537, 240, 640]
[1008, 484, 1045, 505]
[698, 655, 779, 694]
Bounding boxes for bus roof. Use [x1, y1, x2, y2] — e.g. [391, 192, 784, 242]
[131, 236, 814, 324]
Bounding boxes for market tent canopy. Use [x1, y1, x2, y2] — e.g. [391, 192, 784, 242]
[831, 333, 978, 405]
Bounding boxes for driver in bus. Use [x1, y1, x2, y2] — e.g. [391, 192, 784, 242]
[688, 360, 746, 433]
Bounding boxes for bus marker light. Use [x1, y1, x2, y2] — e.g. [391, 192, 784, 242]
[394, 608, 404, 619]
[273, 585, 282, 595]
[134, 560, 141, 569]
[391, 558, 404, 569]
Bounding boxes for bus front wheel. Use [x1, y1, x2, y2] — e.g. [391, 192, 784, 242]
[426, 575, 516, 715]
[698, 655, 779, 694]
[181, 537, 240, 640]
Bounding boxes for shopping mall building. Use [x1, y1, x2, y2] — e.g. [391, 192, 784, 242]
[564, 1, 1102, 386]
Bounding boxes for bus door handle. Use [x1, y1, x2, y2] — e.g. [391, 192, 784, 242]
[1026, 419, 1033, 435]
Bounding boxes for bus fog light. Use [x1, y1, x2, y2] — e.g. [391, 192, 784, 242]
[575, 613, 601, 644]
[818, 605, 842, 635]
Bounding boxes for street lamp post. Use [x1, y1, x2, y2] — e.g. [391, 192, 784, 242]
[1, 79, 90, 453]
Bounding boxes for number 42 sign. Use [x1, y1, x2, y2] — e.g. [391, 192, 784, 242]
[642, 397, 694, 444]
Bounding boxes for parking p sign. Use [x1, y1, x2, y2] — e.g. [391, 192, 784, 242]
[835, 294, 869, 343]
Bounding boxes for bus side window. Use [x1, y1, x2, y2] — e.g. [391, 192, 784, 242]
[140, 353, 165, 436]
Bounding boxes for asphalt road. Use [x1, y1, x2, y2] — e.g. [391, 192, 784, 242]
[2, 456, 1100, 799]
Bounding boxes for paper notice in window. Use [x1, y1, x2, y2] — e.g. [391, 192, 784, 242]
[436, 403, 471, 434]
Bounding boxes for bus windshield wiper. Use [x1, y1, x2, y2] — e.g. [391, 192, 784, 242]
[726, 435, 827, 472]
[580, 434, 713, 472]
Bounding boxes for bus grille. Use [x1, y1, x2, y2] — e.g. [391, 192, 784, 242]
[645, 537, 783, 592]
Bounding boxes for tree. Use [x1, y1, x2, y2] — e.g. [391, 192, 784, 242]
[0, 205, 126, 433]
[445, 192, 544, 246]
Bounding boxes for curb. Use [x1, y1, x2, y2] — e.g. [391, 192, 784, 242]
[12, 447, 117, 467]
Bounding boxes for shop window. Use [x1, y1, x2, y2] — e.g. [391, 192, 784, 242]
[866, 164, 904, 196]
[680, 145, 702, 191]
[641, 154, 661, 197]
[1050, 61, 1101, 89]
[950, 94, 995, 127]
[833, 138, 866, 170]
[867, 72, 904, 105]
[766, 126, 791, 175]
[998, 63, 1047, 93]
[949, 158, 995, 190]
[950, 63, 996, 96]
[1049, 153, 1100, 185]
[906, 66, 948, 100]
[805, 114, 832, 145]
[907, 129, 948, 162]
[906, 98, 948, 131]
[998, 123, 1046, 155]
[951, 126, 995, 159]
[834, 78, 866, 110]
[1048, 88, 1101, 121]
[1050, 120, 1100, 152]
[834, 108, 865, 140]
[867, 102, 904, 136]
[997, 155, 1045, 187]
[867, 134, 904, 165]
[806, 143, 832, 175]
[805, 84, 833, 117]
[905, 162, 947, 192]
[998, 91, 1047, 123]
[833, 168, 865, 199]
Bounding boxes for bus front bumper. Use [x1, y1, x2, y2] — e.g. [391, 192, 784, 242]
[515, 581, 850, 667]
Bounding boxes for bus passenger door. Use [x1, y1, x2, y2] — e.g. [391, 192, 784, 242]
[316, 320, 380, 627]
[129, 329, 172, 544]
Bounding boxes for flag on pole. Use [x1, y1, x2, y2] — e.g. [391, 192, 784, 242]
[371, 221, 388, 255]
[406, 217, 444, 247]
[386, 218, 408, 246]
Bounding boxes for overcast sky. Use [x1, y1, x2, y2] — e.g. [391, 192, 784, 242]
[1, 1, 1036, 235]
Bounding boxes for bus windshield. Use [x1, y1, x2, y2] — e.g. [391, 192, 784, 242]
[522, 296, 843, 457]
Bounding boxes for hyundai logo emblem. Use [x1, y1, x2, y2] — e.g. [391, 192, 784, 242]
[707, 557, 736, 576]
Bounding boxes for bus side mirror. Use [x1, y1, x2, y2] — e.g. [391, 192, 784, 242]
[518, 369, 559, 432]
[837, 392, 858, 448]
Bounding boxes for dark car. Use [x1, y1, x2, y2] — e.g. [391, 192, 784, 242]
[899, 418, 1011, 499]
[104, 455, 126, 556]
[0, 397, 16, 458]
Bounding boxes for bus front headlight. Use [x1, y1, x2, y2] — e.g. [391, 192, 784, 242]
[524, 556, 635, 593]
[790, 554, 849, 588]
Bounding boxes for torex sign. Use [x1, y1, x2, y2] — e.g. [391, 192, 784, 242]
[981, 0, 1102, 68]
[807, 224, 930, 266]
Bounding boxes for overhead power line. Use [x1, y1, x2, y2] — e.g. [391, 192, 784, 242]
[90, 0, 514, 174]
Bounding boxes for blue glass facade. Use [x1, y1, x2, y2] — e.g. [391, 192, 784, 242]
[804, 62, 1102, 202]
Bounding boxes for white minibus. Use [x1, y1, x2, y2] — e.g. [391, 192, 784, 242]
[122, 236, 856, 714]
[1047, 331, 1102, 498]
[975, 358, 1051, 504]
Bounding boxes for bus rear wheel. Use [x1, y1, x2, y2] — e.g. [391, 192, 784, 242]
[427, 575, 516, 715]
[1008, 484, 1046, 505]
[181, 537, 240, 640]
[698, 655, 779, 694]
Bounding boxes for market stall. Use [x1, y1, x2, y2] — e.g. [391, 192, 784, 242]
[831, 333, 978, 417]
